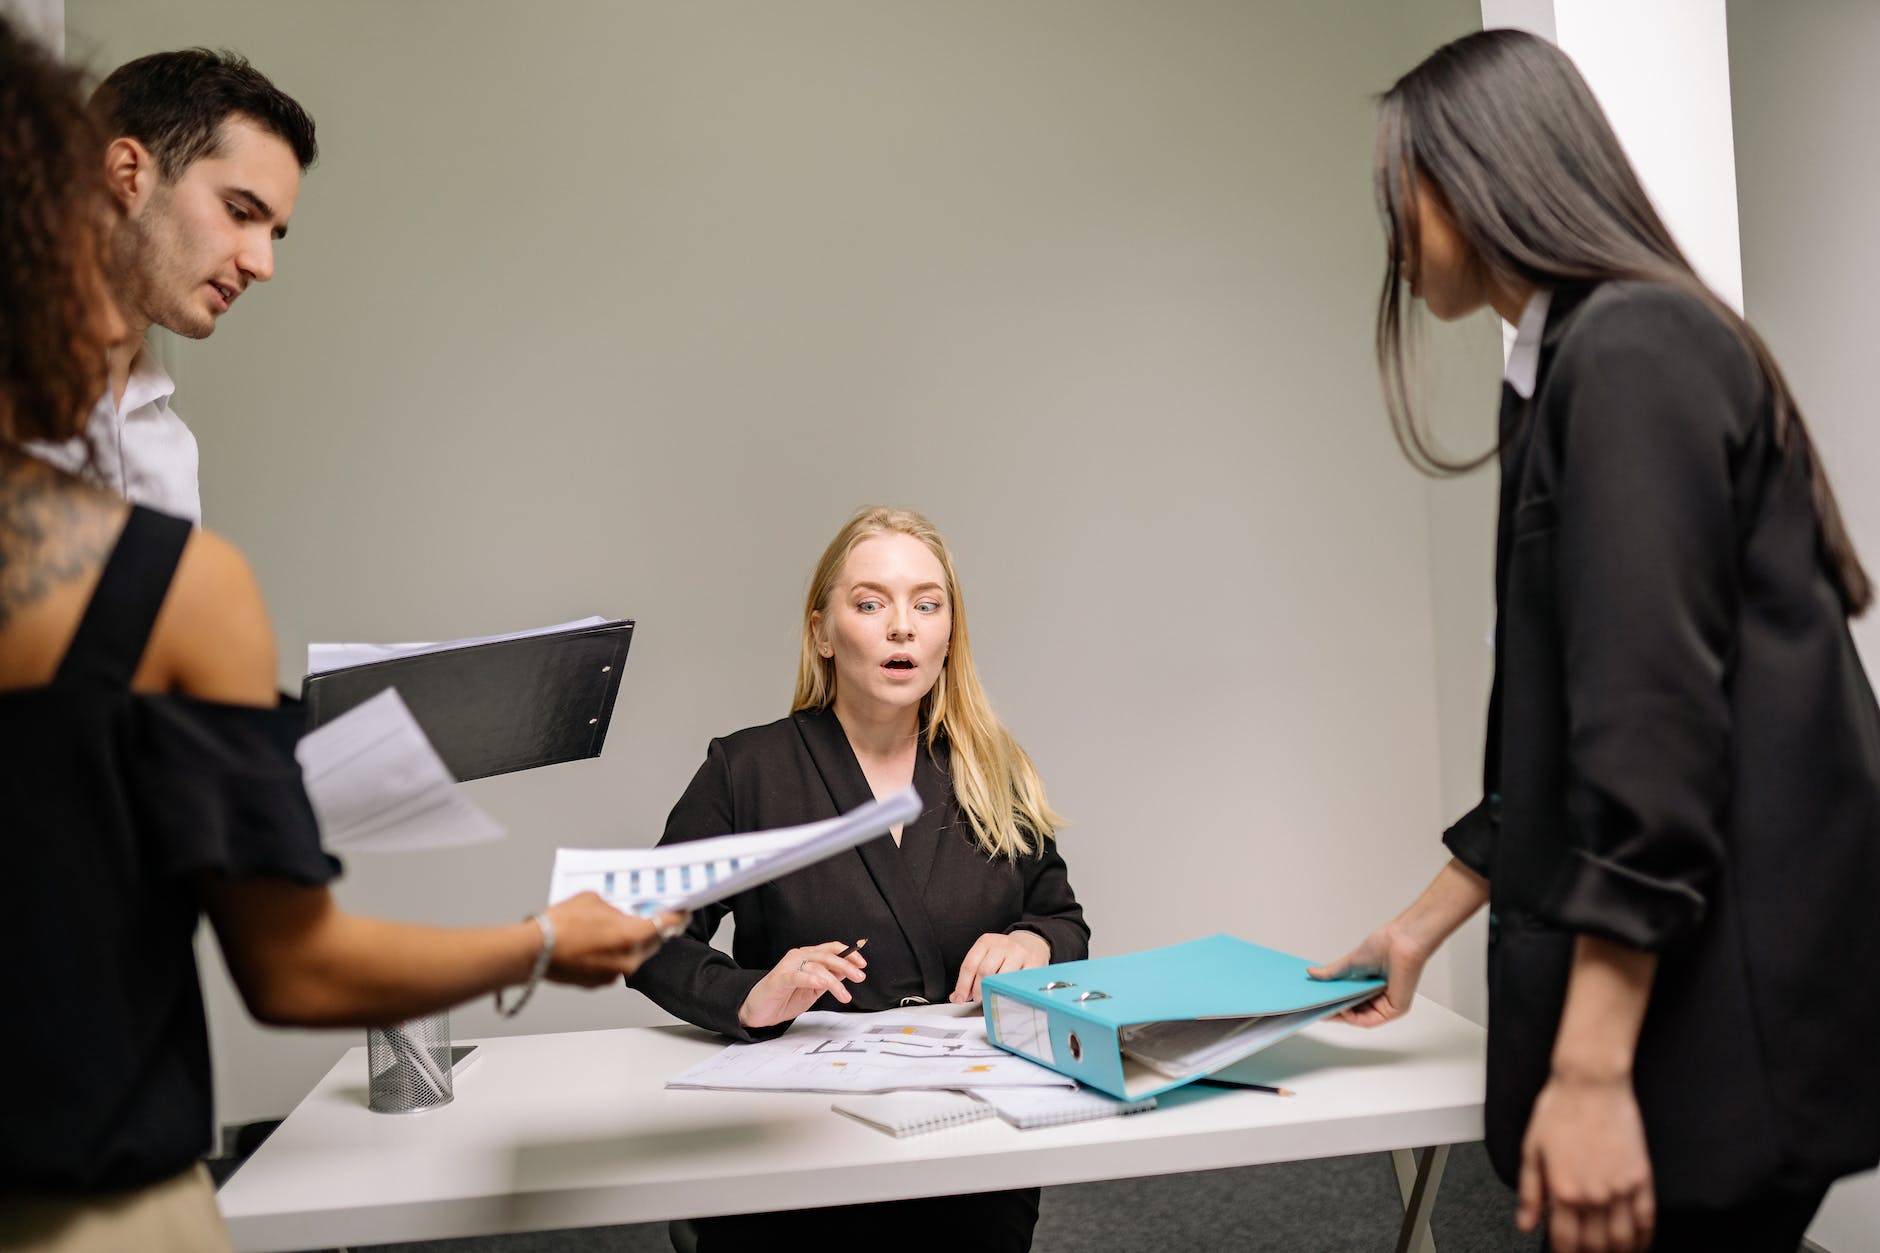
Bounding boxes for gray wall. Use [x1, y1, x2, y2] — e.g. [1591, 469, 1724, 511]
[1729, 3, 1880, 1248]
[66, 0, 1490, 1125]
[0, 0, 61, 52]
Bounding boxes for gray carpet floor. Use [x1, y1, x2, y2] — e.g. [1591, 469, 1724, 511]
[332, 1140, 1546, 1252]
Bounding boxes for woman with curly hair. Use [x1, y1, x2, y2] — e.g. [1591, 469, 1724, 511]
[0, 18, 680, 1251]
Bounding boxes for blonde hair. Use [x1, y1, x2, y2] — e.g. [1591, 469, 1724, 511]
[793, 506, 1064, 860]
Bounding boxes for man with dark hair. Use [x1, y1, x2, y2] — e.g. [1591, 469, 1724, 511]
[31, 48, 316, 522]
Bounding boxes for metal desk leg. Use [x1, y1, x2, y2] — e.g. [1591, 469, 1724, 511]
[1390, 1144, 1449, 1253]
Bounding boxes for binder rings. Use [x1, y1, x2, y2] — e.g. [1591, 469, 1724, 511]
[301, 619, 633, 783]
[982, 934, 1384, 1101]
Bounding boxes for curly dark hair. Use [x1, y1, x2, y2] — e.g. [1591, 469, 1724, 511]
[0, 16, 116, 449]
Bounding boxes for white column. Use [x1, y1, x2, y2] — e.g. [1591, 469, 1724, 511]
[1550, 1, 1742, 310]
[1478, 0, 1744, 314]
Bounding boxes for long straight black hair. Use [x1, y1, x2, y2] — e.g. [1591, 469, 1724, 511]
[1376, 28, 1872, 616]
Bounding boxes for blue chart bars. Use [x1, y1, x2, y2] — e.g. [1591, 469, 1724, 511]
[548, 787, 923, 917]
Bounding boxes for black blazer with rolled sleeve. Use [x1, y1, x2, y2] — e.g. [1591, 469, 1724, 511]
[1449, 280, 1880, 1207]
[629, 706, 1090, 1041]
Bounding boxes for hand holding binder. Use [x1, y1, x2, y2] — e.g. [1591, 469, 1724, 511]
[983, 935, 1385, 1101]
[1305, 921, 1426, 1028]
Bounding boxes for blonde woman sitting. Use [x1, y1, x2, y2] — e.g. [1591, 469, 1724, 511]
[631, 505, 1087, 1251]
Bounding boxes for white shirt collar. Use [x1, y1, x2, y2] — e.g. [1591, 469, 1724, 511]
[116, 344, 177, 417]
[1503, 287, 1552, 400]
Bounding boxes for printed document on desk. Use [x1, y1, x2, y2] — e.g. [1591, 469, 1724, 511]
[669, 1010, 1078, 1094]
[548, 786, 921, 916]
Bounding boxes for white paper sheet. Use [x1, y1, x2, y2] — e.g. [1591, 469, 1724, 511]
[547, 786, 920, 915]
[306, 615, 613, 676]
[1119, 998, 1367, 1079]
[294, 688, 504, 852]
[668, 1010, 1079, 1094]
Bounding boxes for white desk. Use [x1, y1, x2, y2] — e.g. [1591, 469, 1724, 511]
[219, 999, 1486, 1252]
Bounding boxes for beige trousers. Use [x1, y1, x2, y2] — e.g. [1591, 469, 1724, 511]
[0, 1163, 231, 1253]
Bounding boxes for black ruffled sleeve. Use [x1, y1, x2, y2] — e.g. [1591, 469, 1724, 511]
[123, 693, 341, 885]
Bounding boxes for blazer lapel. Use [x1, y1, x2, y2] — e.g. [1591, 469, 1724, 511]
[899, 743, 953, 897]
[791, 708, 948, 1001]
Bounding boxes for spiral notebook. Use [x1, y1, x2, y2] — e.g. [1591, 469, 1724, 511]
[832, 1091, 994, 1138]
[969, 1086, 1157, 1129]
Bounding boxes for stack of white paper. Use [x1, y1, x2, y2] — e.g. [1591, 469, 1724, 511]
[306, 615, 612, 676]
[1119, 1007, 1340, 1079]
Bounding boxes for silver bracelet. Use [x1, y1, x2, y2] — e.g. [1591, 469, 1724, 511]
[494, 912, 555, 1019]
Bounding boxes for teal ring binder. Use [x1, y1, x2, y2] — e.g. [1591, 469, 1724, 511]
[983, 934, 1387, 1100]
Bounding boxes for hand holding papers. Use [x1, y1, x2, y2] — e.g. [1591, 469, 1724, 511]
[548, 786, 921, 916]
[295, 689, 503, 852]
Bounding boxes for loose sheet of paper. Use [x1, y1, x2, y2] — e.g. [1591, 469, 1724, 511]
[668, 1010, 1078, 1094]
[548, 786, 920, 916]
[1119, 997, 1368, 1079]
[307, 615, 613, 676]
[295, 688, 504, 851]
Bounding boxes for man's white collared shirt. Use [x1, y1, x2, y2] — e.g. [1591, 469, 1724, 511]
[30, 346, 201, 523]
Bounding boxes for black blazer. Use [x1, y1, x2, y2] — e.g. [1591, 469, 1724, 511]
[1446, 281, 1880, 1206]
[629, 706, 1089, 1040]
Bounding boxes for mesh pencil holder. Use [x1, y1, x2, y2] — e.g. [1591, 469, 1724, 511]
[367, 1011, 454, 1114]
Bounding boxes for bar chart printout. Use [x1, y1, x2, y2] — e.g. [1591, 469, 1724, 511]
[547, 787, 921, 916]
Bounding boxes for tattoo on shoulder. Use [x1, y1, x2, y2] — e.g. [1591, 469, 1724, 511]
[0, 456, 123, 631]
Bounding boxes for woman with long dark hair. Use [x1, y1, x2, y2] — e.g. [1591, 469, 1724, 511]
[1311, 29, 1880, 1253]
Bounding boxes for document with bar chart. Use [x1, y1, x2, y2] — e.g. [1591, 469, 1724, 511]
[547, 786, 920, 916]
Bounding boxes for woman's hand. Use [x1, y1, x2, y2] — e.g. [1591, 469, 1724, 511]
[1306, 920, 1430, 1027]
[738, 941, 869, 1029]
[1307, 858, 1486, 1027]
[1516, 1069, 1656, 1252]
[951, 930, 1051, 1003]
[542, 893, 685, 987]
